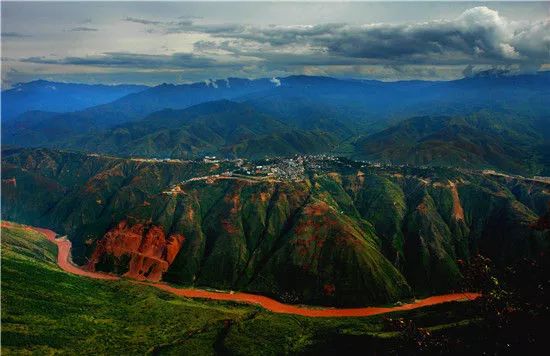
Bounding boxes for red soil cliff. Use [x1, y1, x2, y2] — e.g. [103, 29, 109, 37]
[87, 220, 185, 281]
[8, 222, 481, 318]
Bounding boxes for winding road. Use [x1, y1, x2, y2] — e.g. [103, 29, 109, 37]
[30, 225, 480, 318]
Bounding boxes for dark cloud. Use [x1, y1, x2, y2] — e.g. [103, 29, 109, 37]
[178, 15, 203, 20]
[2, 32, 31, 38]
[193, 40, 219, 52]
[166, 22, 243, 35]
[5, 5, 548, 85]
[123, 16, 193, 30]
[69, 27, 99, 32]
[170, 20, 194, 28]
[185, 7, 549, 67]
[21, 52, 242, 70]
[123, 17, 163, 25]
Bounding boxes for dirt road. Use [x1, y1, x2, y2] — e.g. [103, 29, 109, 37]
[30, 225, 480, 317]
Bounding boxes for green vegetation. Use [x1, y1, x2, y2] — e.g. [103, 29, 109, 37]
[4, 74, 550, 174]
[13, 101, 341, 160]
[2, 223, 494, 355]
[353, 113, 550, 175]
[1, 223, 253, 354]
[2, 148, 548, 307]
[2, 72, 550, 175]
[2, 73, 549, 353]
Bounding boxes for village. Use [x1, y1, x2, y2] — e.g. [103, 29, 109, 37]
[161, 154, 352, 195]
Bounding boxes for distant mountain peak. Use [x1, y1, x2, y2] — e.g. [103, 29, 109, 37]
[13, 79, 54, 87]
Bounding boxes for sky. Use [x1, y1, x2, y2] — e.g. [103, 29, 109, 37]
[1, 1, 549, 87]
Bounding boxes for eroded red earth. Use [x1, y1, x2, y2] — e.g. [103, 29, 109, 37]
[23, 223, 480, 318]
[86, 220, 185, 281]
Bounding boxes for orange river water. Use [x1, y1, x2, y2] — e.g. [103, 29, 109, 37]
[13, 223, 481, 318]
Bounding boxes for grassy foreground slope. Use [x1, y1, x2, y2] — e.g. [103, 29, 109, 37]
[2, 222, 485, 355]
[1, 222, 254, 354]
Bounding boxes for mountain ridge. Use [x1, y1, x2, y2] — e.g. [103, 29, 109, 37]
[3, 72, 550, 176]
[2, 148, 548, 306]
[2, 80, 149, 121]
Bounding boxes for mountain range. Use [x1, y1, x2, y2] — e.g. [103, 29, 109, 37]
[2, 72, 550, 306]
[3, 73, 550, 175]
[2, 148, 548, 306]
[1, 80, 148, 121]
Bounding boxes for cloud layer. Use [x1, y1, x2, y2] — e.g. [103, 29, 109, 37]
[2, 4, 549, 86]
[185, 7, 549, 67]
[69, 27, 98, 32]
[21, 52, 238, 69]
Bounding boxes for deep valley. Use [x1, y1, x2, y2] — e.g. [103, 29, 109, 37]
[2, 3, 550, 351]
[3, 148, 548, 308]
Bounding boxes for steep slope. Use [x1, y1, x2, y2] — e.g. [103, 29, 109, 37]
[353, 114, 550, 175]
[1, 149, 411, 305]
[2, 221, 500, 355]
[2, 149, 548, 306]
[0, 222, 256, 354]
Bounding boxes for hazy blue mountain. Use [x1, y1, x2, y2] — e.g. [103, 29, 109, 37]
[244, 72, 550, 130]
[3, 72, 549, 174]
[2, 78, 281, 142]
[1, 80, 148, 121]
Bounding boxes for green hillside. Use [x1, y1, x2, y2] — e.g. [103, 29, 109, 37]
[3, 148, 548, 307]
[4, 221, 548, 355]
[1, 222, 496, 355]
[17, 101, 340, 159]
[4, 74, 550, 175]
[353, 114, 550, 175]
[0, 222, 252, 354]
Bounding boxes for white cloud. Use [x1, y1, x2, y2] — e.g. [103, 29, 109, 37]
[270, 77, 281, 86]
[198, 7, 548, 67]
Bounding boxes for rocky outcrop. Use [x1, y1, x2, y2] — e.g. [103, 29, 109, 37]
[448, 181, 465, 221]
[2, 177, 16, 187]
[87, 220, 185, 281]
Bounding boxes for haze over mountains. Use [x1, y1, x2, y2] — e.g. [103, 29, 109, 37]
[3, 72, 550, 175]
[2, 80, 148, 121]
